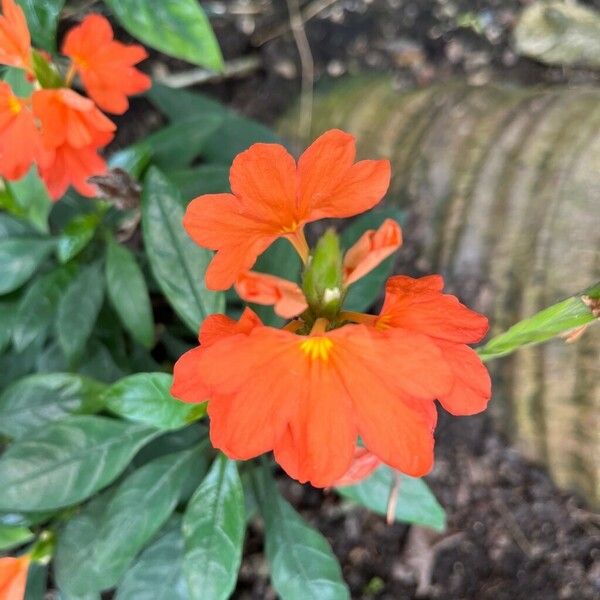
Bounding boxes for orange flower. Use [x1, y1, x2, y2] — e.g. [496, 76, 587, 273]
[375, 275, 491, 415]
[0, 555, 29, 600]
[38, 143, 107, 199]
[33, 88, 115, 150]
[0, 0, 32, 73]
[62, 14, 151, 115]
[234, 271, 307, 318]
[0, 82, 44, 179]
[173, 314, 452, 487]
[343, 218, 402, 285]
[183, 129, 391, 290]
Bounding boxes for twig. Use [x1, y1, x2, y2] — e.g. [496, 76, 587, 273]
[386, 471, 402, 525]
[255, 0, 340, 45]
[286, 0, 314, 143]
[152, 56, 262, 88]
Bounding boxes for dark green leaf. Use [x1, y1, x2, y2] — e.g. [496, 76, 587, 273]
[0, 237, 55, 295]
[340, 208, 405, 312]
[253, 467, 349, 600]
[6, 168, 52, 233]
[336, 466, 446, 531]
[478, 281, 600, 360]
[106, 237, 154, 348]
[111, 116, 223, 179]
[24, 562, 47, 600]
[0, 415, 157, 511]
[0, 373, 105, 439]
[142, 168, 224, 332]
[12, 264, 75, 351]
[0, 212, 35, 239]
[57, 213, 101, 264]
[104, 0, 223, 70]
[104, 372, 205, 430]
[0, 338, 41, 391]
[167, 164, 230, 201]
[56, 262, 105, 361]
[0, 299, 16, 352]
[55, 448, 199, 595]
[16, 0, 65, 51]
[116, 519, 189, 600]
[0, 523, 34, 550]
[183, 455, 245, 600]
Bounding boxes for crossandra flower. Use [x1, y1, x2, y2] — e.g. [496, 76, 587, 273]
[183, 129, 391, 290]
[0, 0, 32, 73]
[62, 14, 151, 114]
[172, 130, 491, 487]
[0, 82, 44, 179]
[0, 555, 29, 600]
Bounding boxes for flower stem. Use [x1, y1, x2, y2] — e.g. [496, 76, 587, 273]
[286, 228, 310, 264]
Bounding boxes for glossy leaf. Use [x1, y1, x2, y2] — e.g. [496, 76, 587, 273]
[116, 519, 189, 600]
[57, 213, 100, 264]
[24, 562, 47, 600]
[340, 208, 405, 312]
[0, 523, 34, 551]
[56, 262, 105, 362]
[0, 213, 35, 239]
[183, 455, 245, 600]
[478, 281, 600, 360]
[106, 238, 154, 348]
[6, 168, 52, 233]
[0, 373, 105, 439]
[142, 168, 224, 332]
[336, 466, 446, 531]
[167, 164, 230, 202]
[12, 264, 75, 351]
[0, 299, 16, 353]
[55, 448, 199, 595]
[104, 372, 206, 430]
[104, 0, 223, 70]
[16, 0, 65, 50]
[0, 415, 157, 511]
[253, 467, 349, 600]
[0, 237, 54, 295]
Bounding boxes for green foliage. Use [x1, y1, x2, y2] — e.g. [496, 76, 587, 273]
[253, 467, 350, 600]
[0, 237, 55, 294]
[0, 373, 105, 439]
[0, 523, 34, 551]
[142, 168, 224, 332]
[5, 169, 52, 233]
[105, 237, 155, 348]
[57, 213, 101, 264]
[15, 0, 65, 51]
[183, 456, 246, 600]
[478, 281, 600, 360]
[104, 372, 206, 430]
[336, 466, 446, 531]
[104, 0, 223, 70]
[0, 416, 157, 511]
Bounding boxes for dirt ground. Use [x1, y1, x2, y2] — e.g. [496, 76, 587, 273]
[103, 1, 600, 598]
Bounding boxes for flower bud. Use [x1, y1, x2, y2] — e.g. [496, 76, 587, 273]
[302, 229, 344, 321]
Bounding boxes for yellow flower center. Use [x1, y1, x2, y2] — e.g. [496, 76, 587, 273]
[280, 221, 299, 234]
[299, 337, 333, 361]
[8, 95, 22, 115]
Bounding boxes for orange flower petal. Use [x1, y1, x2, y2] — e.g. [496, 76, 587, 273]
[0, 0, 31, 71]
[436, 341, 491, 415]
[331, 447, 381, 487]
[298, 129, 391, 221]
[33, 89, 115, 150]
[343, 218, 402, 285]
[0, 555, 29, 600]
[379, 275, 489, 343]
[234, 271, 307, 319]
[62, 14, 150, 114]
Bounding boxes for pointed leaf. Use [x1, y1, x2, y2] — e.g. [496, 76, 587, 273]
[104, 0, 223, 70]
[104, 372, 206, 430]
[56, 213, 100, 264]
[0, 373, 106, 439]
[0, 523, 34, 551]
[336, 466, 446, 531]
[0, 415, 157, 511]
[55, 448, 200, 595]
[105, 238, 154, 348]
[0, 237, 55, 295]
[142, 168, 224, 332]
[253, 467, 349, 600]
[183, 456, 245, 600]
[16, 0, 65, 51]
